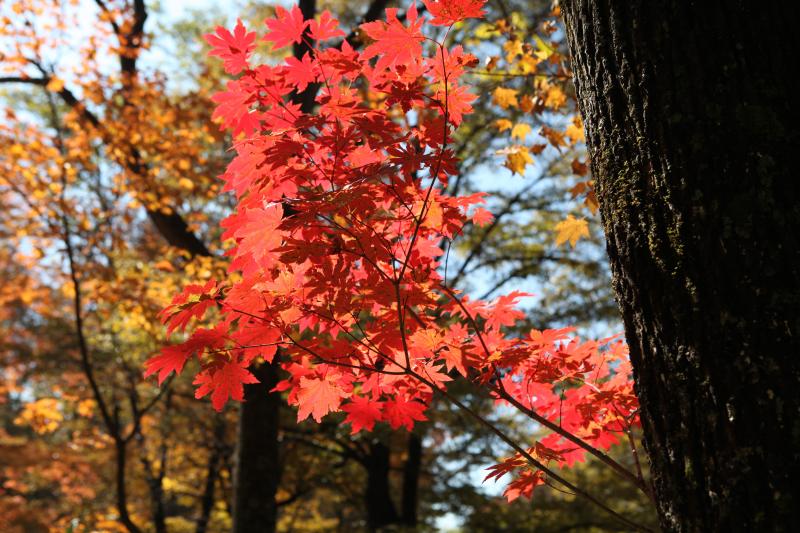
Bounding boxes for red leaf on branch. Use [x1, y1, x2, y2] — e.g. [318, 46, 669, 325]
[361, 6, 424, 72]
[264, 5, 310, 49]
[296, 374, 348, 422]
[383, 398, 427, 430]
[471, 207, 493, 226]
[504, 470, 544, 502]
[424, 0, 487, 26]
[308, 10, 344, 41]
[194, 359, 259, 412]
[205, 19, 256, 74]
[342, 396, 383, 434]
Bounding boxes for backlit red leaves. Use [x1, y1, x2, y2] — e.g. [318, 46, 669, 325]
[424, 0, 488, 26]
[144, 346, 192, 385]
[155, 4, 639, 505]
[144, 326, 227, 384]
[503, 470, 545, 502]
[471, 207, 493, 226]
[194, 359, 259, 412]
[159, 280, 219, 336]
[309, 10, 344, 41]
[282, 53, 318, 92]
[361, 6, 424, 72]
[342, 396, 383, 434]
[221, 203, 284, 272]
[205, 19, 256, 74]
[383, 398, 427, 430]
[296, 374, 348, 422]
[264, 5, 309, 49]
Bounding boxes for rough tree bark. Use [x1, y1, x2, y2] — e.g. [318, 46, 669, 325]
[560, 1, 800, 531]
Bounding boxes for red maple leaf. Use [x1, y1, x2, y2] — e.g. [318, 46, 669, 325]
[221, 204, 284, 271]
[159, 280, 218, 335]
[342, 396, 383, 434]
[194, 360, 259, 412]
[424, 0, 487, 26]
[211, 80, 259, 136]
[436, 82, 477, 126]
[471, 207, 493, 226]
[484, 455, 525, 483]
[264, 5, 309, 49]
[282, 53, 318, 92]
[144, 326, 227, 384]
[308, 10, 344, 41]
[503, 470, 544, 502]
[361, 6, 424, 72]
[296, 375, 348, 422]
[144, 346, 191, 385]
[383, 398, 427, 430]
[205, 19, 256, 74]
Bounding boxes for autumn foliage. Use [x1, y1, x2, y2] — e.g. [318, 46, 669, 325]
[148, 0, 639, 506]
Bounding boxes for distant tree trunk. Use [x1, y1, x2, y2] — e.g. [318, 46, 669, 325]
[364, 441, 399, 530]
[232, 360, 282, 533]
[400, 432, 422, 527]
[196, 414, 226, 533]
[561, 1, 800, 530]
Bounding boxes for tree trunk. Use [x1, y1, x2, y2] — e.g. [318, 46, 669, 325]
[232, 360, 282, 533]
[196, 414, 226, 533]
[400, 432, 422, 527]
[560, 1, 800, 530]
[365, 441, 399, 530]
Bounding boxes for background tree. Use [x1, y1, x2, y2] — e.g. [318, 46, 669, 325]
[560, 1, 800, 530]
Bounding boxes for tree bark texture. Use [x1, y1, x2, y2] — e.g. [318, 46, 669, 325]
[232, 360, 282, 533]
[560, 1, 800, 531]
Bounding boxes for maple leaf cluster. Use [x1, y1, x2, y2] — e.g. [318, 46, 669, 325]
[147, 0, 638, 502]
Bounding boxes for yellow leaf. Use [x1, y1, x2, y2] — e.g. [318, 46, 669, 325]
[14, 398, 63, 434]
[45, 77, 64, 92]
[154, 260, 175, 272]
[518, 54, 540, 74]
[494, 119, 513, 132]
[9, 143, 24, 157]
[178, 177, 195, 190]
[497, 145, 533, 176]
[474, 23, 498, 39]
[503, 39, 523, 63]
[543, 84, 567, 109]
[566, 116, 585, 143]
[510, 123, 531, 141]
[77, 399, 95, 418]
[492, 87, 519, 109]
[533, 34, 556, 60]
[554, 215, 590, 247]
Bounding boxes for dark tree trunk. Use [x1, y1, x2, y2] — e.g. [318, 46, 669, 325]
[232, 360, 282, 533]
[400, 432, 422, 527]
[196, 414, 226, 533]
[365, 441, 399, 530]
[561, 1, 800, 531]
